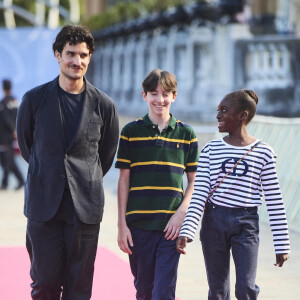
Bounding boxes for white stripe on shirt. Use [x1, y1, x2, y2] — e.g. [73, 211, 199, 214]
[180, 138, 291, 254]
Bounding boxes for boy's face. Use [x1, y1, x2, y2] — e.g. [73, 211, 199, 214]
[55, 42, 91, 81]
[142, 83, 176, 118]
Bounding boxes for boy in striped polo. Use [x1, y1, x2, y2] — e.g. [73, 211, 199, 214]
[116, 69, 199, 300]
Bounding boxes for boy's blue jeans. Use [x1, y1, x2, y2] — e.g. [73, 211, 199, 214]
[129, 228, 180, 300]
[200, 202, 260, 300]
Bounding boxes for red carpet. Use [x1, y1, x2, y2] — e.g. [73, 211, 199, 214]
[0, 247, 180, 299]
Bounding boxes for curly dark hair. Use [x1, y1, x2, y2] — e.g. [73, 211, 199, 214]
[52, 25, 95, 55]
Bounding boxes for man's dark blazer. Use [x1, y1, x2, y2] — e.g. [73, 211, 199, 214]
[16, 77, 119, 224]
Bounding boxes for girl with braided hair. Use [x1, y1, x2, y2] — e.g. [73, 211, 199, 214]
[177, 90, 290, 299]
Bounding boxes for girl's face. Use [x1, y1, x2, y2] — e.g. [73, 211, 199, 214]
[216, 96, 244, 133]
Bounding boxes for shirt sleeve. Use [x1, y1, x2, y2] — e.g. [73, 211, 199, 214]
[179, 143, 211, 241]
[16, 93, 34, 163]
[115, 126, 131, 169]
[261, 149, 291, 254]
[185, 128, 199, 173]
[98, 103, 119, 176]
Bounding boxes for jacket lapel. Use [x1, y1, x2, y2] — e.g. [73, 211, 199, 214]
[47, 77, 67, 150]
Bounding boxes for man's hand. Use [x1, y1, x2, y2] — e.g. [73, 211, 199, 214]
[118, 224, 133, 255]
[176, 236, 188, 254]
[164, 210, 186, 240]
[274, 253, 289, 267]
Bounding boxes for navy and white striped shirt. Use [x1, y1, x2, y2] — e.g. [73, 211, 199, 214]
[180, 138, 290, 254]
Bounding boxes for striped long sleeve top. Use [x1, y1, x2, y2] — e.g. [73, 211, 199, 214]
[179, 138, 290, 254]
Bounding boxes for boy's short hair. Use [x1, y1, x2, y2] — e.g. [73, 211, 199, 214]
[142, 69, 177, 95]
[2, 79, 11, 91]
[52, 25, 95, 55]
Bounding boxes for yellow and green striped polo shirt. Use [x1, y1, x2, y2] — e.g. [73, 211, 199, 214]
[115, 114, 199, 231]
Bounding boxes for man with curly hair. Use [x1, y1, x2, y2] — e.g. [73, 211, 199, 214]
[16, 25, 119, 299]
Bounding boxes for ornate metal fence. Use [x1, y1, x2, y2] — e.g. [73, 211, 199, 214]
[90, 23, 300, 121]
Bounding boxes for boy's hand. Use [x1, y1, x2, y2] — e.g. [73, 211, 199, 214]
[164, 210, 186, 240]
[118, 224, 134, 255]
[176, 236, 188, 254]
[274, 253, 289, 267]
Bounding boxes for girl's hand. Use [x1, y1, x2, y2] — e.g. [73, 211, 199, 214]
[176, 236, 188, 254]
[274, 253, 289, 267]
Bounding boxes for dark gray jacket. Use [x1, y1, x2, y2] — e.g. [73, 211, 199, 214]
[16, 77, 119, 224]
[0, 95, 18, 146]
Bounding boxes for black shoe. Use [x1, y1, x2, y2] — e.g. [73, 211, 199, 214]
[15, 182, 24, 190]
[0, 185, 7, 190]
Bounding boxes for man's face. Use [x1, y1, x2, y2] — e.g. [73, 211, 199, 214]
[55, 42, 91, 81]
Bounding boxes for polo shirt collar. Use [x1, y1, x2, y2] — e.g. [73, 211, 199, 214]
[142, 114, 177, 130]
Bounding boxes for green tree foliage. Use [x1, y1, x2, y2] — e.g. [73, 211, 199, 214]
[140, 0, 188, 14]
[86, 0, 193, 31]
[86, 1, 143, 31]
[0, 0, 205, 29]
